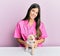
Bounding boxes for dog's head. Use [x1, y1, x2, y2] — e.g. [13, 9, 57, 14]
[27, 35, 35, 42]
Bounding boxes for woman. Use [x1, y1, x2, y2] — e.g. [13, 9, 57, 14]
[14, 3, 48, 48]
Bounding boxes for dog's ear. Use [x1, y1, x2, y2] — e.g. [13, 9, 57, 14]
[34, 35, 37, 38]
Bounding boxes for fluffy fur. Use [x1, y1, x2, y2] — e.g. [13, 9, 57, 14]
[25, 35, 36, 55]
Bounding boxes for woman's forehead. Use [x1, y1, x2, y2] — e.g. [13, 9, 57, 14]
[31, 8, 39, 12]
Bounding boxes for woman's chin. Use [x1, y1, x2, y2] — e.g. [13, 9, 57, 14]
[30, 17, 35, 20]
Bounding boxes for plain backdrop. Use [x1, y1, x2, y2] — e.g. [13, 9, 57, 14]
[0, 0, 60, 47]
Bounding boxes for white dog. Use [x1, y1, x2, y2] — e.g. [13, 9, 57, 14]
[25, 35, 36, 55]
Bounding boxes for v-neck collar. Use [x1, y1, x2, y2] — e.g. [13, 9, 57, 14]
[25, 20, 36, 27]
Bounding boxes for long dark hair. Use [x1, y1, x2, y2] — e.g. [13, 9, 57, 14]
[23, 3, 42, 38]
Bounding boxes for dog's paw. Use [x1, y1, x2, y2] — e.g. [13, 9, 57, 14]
[31, 50, 35, 55]
[25, 48, 28, 52]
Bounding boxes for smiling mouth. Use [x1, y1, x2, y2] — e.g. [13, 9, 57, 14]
[31, 15, 36, 18]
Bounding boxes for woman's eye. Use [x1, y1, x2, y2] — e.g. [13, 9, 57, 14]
[32, 10, 38, 14]
[32, 10, 35, 12]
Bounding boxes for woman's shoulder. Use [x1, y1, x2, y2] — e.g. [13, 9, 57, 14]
[17, 19, 28, 25]
[40, 21, 45, 28]
[40, 21, 44, 25]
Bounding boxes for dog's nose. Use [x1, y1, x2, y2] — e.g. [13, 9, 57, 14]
[33, 41, 35, 43]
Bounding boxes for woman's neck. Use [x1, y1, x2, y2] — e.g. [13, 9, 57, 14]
[29, 19, 34, 23]
[29, 19, 34, 26]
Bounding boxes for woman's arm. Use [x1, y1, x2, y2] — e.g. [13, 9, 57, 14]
[16, 38, 26, 45]
[16, 38, 29, 47]
[37, 38, 45, 44]
[34, 38, 45, 48]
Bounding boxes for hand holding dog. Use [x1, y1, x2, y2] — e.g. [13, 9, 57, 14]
[34, 40, 38, 48]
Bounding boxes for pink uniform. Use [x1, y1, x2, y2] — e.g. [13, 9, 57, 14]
[14, 20, 48, 47]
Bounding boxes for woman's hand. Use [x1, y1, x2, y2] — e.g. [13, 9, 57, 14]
[34, 38, 45, 48]
[34, 40, 38, 48]
[24, 42, 30, 48]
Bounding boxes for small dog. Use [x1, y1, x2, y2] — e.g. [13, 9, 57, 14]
[25, 35, 36, 55]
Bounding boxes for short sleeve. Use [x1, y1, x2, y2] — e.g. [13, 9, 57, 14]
[40, 22, 48, 38]
[14, 22, 21, 38]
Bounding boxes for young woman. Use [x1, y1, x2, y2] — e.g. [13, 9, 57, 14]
[14, 3, 48, 48]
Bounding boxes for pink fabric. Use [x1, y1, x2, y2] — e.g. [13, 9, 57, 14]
[14, 20, 48, 47]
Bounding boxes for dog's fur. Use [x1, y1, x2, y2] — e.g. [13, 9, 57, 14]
[25, 35, 36, 55]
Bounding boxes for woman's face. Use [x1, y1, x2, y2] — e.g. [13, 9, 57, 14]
[29, 8, 39, 20]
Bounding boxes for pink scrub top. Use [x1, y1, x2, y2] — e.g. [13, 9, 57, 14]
[14, 20, 48, 47]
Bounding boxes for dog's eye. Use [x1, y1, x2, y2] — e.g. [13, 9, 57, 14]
[31, 39, 33, 40]
[33, 41, 35, 43]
